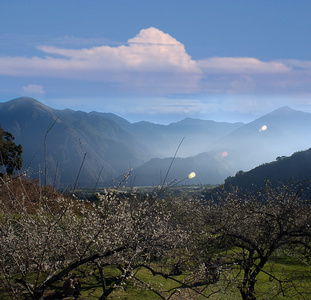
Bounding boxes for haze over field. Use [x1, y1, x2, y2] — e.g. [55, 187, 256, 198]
[1, 1, 311, 125]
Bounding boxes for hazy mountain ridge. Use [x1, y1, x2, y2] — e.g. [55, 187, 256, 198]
[1, 97, 311, 188]
[130, 118, 244, 158]
[111, 151, 236, 187]
[120, 106, 311, 187]
[206, 106, 311, 173]
[0, 97, 152, 187]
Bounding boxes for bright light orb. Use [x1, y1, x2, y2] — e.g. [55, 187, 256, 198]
[222, 151, 228, 157]
[260, 125, 268, 132]
[188, 172, 196, 179]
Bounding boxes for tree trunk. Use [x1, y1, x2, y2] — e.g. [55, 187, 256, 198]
[239, 278, 256, 300]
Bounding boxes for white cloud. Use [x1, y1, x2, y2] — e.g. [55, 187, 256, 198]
[0, 28, 201, 93]
[197, 57, 311, 95]
[1, 28, 311, 97]
[282, 59, 311, 70]
[36, 27, 201, 81]
[197, 57, 290, 74]
[22, 84, 45, 95]
[128, 27, 180, 45]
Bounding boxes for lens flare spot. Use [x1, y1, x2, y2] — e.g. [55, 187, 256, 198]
[260, 125, 268, 132]
[222, 151, 228, 157]
[188, 172, 196, 179]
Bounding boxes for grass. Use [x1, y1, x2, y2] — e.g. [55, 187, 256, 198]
[254, 254, 311, 299]
[2, 257, 310, 300]
[0, 265, 184, 300]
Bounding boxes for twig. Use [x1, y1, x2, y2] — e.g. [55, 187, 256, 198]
[53, 161, 59, 189]
[72, 139, 87, 194]
[156, 137, 185, 198]
[44, 117, 58, 187]
[93, 166, 104, 194]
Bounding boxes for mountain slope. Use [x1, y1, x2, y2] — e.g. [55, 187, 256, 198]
[1, 98, 311, 188]
[129, 118, 243, 158]
[210, 106, 311, 173]
[0, 97, 245, 187]
[0, 97, 151, 187]
[107, 151, 235, 187]
[223, 147, 311, 191]
[111, 106, 311, 187]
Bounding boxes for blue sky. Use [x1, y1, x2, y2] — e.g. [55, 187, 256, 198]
[1, 0, 311, 124]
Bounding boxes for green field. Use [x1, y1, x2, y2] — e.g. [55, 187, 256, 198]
[2, 251, 310, 300]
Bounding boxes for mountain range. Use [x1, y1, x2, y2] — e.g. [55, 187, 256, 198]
[1, 97, 311, 189]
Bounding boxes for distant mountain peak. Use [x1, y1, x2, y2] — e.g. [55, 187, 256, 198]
[271, 106, 295, 113]
[269, 106, 311, 116]
[10, 97, 42, 105]
[262, 106, 311, 120]
[2, 97, 52, 111]
[17, 96, 37, 101]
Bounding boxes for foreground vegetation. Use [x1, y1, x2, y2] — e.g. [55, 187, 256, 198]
[1, 174, 311, 299]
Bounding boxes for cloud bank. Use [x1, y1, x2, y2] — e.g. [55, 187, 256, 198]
[1, 27, 311, 100]
[0, 28, 201, 93]
[198, 57, 289, 74]
[22, 84, 45, 95]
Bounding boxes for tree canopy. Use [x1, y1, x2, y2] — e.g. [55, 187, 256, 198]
[0, 125, 23, 175]
[1, 178, 311, 299]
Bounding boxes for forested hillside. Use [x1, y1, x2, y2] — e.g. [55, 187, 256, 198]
[223, 147, 311, 192]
